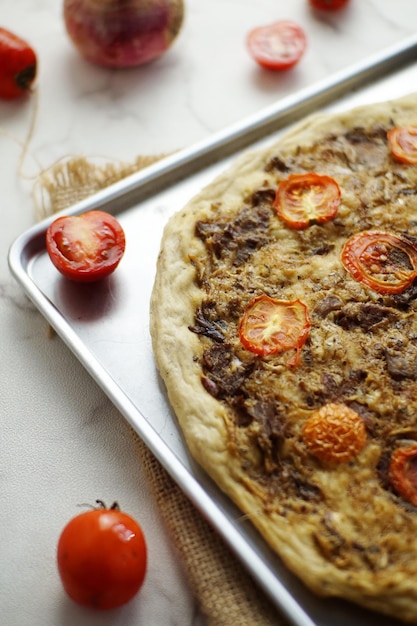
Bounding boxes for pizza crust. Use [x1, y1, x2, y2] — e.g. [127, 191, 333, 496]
[150, 93, 417, 622]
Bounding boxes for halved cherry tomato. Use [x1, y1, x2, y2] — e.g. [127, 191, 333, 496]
[46, 210, 126, 282]
[309, 0, 350, 9]
[341, 230, 417, 294]
[387, 126, 417, 165]
[0, 27, 37, 99]
[57, 501, 147, 610]
[302, 403, 366, 463]
[238, 294, 310, 365]
[274, 173, 341, 230]
[389, 445, 417, 506]
[246, 20, 307, 71]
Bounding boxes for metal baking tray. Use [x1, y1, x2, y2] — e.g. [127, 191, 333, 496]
[9, 35, 417, 626]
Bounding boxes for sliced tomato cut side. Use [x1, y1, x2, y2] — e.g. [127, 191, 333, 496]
[238, 294, 310, 364]
[341, 230, 417, 294]
[246, 20, 307, 71]
[389, 445, 417, 506]
[46, 210, 126, 282]
[387, 126, 417, 165]
[273, 172, 341, 230]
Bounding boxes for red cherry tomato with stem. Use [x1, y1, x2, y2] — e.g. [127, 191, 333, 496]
[309, 0, 350, 10]
[0, 27, 37, 99]
[46, 210, 126, 282]
[57, 500, 147, 610]
[246, 20, 307, 71]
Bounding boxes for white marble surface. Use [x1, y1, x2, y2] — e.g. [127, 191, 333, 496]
[1, 1, 417, 625]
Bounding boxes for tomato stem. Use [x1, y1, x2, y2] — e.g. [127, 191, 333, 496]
[76, 499, 120, 511]
[15, 64, 36, 91]
[95, 499, 120, 511]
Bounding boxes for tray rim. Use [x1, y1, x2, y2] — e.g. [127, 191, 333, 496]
[11, 32, 417, 229]
[8, 35, 417, 626]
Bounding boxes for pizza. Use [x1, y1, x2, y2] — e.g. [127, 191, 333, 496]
[150, 93, 417, 623]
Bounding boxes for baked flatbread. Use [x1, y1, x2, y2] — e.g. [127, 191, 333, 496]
[150, 93, 417, 623]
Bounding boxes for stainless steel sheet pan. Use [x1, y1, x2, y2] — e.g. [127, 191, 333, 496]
[9, 35, 417, 626]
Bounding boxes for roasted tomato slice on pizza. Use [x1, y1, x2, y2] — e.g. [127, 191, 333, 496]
[274, 173, 341, 229]
[389, 445, 417, 506]
[387, 125, 417, 165]
[238, 294, 310, 364]
[341, 231, 417, 294]
[302, 403, 367, 464]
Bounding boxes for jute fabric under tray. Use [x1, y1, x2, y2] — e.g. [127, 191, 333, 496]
[36, 155, 291, 626]
[133, 431, 285, 626]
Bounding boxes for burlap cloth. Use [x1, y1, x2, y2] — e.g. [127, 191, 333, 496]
[35, 155, 291, 626]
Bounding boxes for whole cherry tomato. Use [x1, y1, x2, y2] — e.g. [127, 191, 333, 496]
[0, 27, 37, 99]
[309, 0, 350, 9]
[246, 20, 307, 71]
[46, 210, 126, 282]
[57, 501, 147, 610]
[274, 172, 341, 230]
